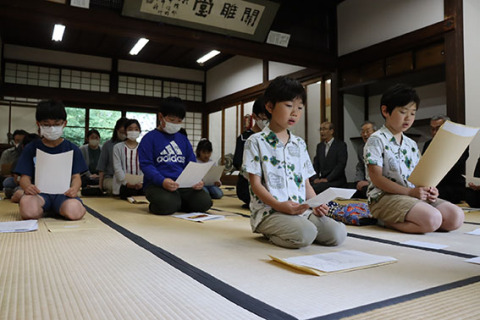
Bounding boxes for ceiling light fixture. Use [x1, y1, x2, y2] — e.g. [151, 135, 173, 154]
[129, 38, 149, 55]
[52, 24, 65, 42]
[197, 50, 220, 64]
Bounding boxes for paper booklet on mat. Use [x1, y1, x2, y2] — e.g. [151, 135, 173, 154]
[175, 161, 215, 188]
[0, 220, 38, 233]
[270, 250, 397, 276]
[173, 212, 225, 222]
[125, 174, 143, 185]
[408, 121, 479, 187]
[127, 196, 149, 204]
[306, 187, 356, 208]
[203, 165, 225, 186]
[35, 149, 73, 194]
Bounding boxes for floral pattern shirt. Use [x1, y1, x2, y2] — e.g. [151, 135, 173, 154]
[242, 127, 316, 232]
[364, 125, 420, 204]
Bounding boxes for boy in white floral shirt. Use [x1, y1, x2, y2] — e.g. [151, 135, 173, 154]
[243, 76, 346, 249]
[364, 84, 464, 233]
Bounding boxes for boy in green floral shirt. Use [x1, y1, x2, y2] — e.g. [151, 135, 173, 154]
[243, 76, 346, 249]
[364, 84, 464, 233]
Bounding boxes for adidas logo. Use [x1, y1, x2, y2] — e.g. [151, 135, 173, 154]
[156, 141, 186, 163]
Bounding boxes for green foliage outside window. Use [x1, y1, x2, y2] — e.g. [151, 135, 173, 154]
[64, 107, 86, 146]
[89, 109, 122, 144]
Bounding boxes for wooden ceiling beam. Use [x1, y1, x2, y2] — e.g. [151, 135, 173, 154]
[0, 0, 337, 71]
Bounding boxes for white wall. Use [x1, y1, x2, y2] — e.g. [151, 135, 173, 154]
[464, 0, 480, 176]
[337, 0, 444, 56]
[268, 61, 305, 80]
[306, 82, 321, 160]
[118, 60, 204, 82]
[208, 111, 222, 163]
[206, 56, 263, 102]
[4, 44, 111, 70]
[0, 104, 37, 144]
[343, 94, 365, 182]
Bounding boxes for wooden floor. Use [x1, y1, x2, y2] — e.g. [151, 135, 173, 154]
[1, 189, 479, 320]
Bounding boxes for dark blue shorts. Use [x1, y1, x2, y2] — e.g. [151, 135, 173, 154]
[39, 194, 83, 215]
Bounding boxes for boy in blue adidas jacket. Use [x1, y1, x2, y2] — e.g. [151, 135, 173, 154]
[138, 97, 212, 215]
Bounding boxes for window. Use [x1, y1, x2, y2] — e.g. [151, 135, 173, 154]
[126, 111, 157, 140]
[64, 107, 86, 146]
[89, 109, 122, 144]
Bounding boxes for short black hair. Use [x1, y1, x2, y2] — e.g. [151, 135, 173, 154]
[12, 129, 28, 138]
[124, 119, 141, 132]
[112, 117, 129, 141]
[159, 96, 186, 119]
[263, 76, 306, 120]
[252, 95, 266, 117]
[35, 100, 67, 122]
[380, 84, 420, 117]
[86, 129, 100, 139]
[195, 138, 213, 158]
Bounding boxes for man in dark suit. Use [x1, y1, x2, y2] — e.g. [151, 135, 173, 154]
[422, 115, 468, 204]
[310, 121, 348, 194]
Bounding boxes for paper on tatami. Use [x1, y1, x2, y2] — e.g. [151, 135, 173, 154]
[408, 121, 479, 187]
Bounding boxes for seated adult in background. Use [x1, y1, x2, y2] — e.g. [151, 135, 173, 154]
[96, 117, 128, 195]
[113, 119, 144, 199]
[80, 129, 103, 196]
[422, 115, 468, 204]
[233, 96, 268, 207]
[138, 97, 212, 215]
[466, 155, 480, 208]
[310, 121, 348, 194]
[0, 129, 28, 188]
[3, 133, 39, 201]
[352, 121, 376, 199]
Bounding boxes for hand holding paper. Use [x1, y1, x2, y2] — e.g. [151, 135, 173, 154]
[175, 161, 215, 188]
[306, 187, 356, 208]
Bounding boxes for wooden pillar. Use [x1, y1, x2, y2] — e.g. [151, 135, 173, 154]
[444, 0, 465, 123]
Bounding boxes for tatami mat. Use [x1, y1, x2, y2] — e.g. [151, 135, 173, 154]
[2, 192, 480, 320]
[0, 199, 263, 320]
[82, 197, 480, 320]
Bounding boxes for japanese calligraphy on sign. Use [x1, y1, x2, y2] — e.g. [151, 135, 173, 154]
[122, 0, 279, 42]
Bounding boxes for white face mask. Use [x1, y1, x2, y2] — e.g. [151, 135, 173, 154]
[163, 121, 182, 134]
[89, 139, 100, 147]
[127, 131, 140, 140]
[40, 125, 63, 141]
[257, 119, 268, 130]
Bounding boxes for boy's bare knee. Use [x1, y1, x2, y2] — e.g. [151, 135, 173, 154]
[420, 212, 442, 233]
[19, 195, 43, 220]
[440, 207, 464, 231]
[60, 200, 86, 220]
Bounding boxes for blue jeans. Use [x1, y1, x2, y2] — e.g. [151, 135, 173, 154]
[203, 185, 223, 199]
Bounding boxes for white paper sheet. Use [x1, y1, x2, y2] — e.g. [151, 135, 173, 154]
[203, 165, 225, 186]
[401, 240, 448, 250]
[408, 121, 479, 187]
[35, 149, 73, 194]
[175, 161, 215, 188]
[465, 257, 480, 265]
[125, 173, 143, 184]
[463, 175, 480, 187]
[172, 212, 225, 222]
[306, 187, 356, 208]
[282, 250, 397, 273]
[466, 228, 480, 236]
[0, 220, 38, 233]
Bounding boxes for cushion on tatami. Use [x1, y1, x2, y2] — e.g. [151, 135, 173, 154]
[81, 196, 480, 320]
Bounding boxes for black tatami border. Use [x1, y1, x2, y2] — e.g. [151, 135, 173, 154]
[309, 275, 480, 320]
[85, 206, 296, 320]
[347, 232, 477, 259]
